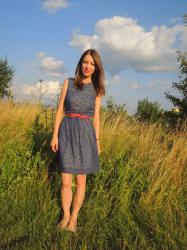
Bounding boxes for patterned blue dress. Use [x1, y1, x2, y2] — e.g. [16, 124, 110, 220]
[57, 77, 100, 174]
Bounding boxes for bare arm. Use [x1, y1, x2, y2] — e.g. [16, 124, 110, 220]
[52, 78, 68, 139]
[93, 93, 102, 140]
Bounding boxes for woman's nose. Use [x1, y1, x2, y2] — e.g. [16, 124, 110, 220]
[86, 64, 90, 69]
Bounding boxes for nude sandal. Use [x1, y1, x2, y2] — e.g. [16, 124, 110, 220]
[66, 219, 77, 233]
[57, 216, 70, 230]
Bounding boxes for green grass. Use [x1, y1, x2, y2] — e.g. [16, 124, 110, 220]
[0, 100, 186, 250]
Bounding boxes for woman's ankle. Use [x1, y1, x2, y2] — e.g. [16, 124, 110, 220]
[63, 212, 70, 218]
[70, 213, 78, 222]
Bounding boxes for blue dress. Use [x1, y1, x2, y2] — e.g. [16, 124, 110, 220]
[57, 77, 100, 174]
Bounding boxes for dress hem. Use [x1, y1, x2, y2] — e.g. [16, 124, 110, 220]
[59, 167, 100, 175]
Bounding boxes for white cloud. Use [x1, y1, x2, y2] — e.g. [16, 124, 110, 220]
[105, 73, 173, 90]
[127, 81, 144, 89]
[105, 74, 144, 89]
[106, 75, 122, 85]
[22, 80, 60, 96]
[147, 79, 172, 90]
[13, 80, 61, 104]
[70, 16, 187, 74]
[70, 30, 98, 52]
[36, 52, 67, 78]
[42, 0, 69, 13]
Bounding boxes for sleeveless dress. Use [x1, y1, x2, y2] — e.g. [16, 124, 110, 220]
[57, 77, 100, 174]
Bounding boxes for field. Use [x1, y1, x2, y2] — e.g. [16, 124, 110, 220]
[0, 100, 186, 250]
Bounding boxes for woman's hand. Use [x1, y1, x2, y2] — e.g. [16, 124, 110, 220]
[50, 136, 59, 152]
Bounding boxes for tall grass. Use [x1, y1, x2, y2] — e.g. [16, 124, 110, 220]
[0, 100, 186, 250]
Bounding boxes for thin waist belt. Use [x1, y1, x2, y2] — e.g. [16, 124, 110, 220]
[65, 112, 91, 123]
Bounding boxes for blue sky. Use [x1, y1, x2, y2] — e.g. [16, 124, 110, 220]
[0, 0, 187, 114]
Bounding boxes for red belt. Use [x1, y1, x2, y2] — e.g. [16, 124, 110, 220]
[65, 112, 91, 123]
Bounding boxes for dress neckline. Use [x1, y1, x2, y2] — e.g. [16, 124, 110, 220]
[82, 82, 92, 86]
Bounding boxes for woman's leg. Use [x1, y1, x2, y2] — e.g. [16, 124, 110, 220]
[61, 172, 73, 220]
[67, 174, 87, 230]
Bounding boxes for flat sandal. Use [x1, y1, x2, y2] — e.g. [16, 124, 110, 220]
[57, 216, 70, 230]
[66, 220, 77, 233]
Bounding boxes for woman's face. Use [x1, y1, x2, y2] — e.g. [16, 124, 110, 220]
[81, 54, 95, 78]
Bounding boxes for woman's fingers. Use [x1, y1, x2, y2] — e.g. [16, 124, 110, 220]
[51, 144, 55, 152]
[50, 137, 59, 152]
[50, 142, 58, 152]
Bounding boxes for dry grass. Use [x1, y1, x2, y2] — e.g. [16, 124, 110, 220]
[0, 100, 186, 249]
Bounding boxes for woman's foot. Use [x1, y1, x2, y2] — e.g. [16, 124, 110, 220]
[66, 217, 77, 233]
[57, 215, 70, 230]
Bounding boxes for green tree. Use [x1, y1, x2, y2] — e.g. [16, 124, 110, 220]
[135, 97, 164, 123]
[164, 50, 187, 127]
[103, 95, 127, 118]
[0, 58, 14, 99]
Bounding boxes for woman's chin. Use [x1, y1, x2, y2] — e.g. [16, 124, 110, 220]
[82, 72, 92, 78]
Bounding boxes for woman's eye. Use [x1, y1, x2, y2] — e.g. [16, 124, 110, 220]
[82, 61, 95, 66]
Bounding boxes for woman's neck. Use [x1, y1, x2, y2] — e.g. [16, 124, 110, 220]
[81, 76, 92, 83]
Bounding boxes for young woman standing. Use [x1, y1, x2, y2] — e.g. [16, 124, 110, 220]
[50, 49, 105, 233]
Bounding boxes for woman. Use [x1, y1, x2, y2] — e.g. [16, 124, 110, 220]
[50, 49, 105, 233]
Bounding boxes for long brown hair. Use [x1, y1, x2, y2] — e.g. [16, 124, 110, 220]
[73, 49, 105, 96]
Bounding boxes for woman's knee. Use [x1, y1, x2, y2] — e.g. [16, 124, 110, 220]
[61, 173, 72, 188]
[76, 175, 87, 187]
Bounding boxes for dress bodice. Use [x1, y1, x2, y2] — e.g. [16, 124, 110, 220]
[64, 77, 97, 116]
